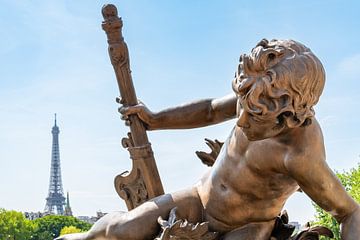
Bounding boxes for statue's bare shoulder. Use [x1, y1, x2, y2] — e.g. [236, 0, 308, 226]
[283, 118, 325, 166]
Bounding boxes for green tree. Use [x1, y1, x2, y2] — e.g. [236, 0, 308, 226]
[32, 215, 91, 240]
[60, 226, 82, 235]
[0, 209, 36, 240]
[314, 165, 360, 240]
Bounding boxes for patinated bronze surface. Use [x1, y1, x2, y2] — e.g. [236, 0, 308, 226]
[102, 4, 164, 210]
[57, 4, 360, 240]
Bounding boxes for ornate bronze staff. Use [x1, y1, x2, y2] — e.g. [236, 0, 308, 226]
[101, 4, 164, 210]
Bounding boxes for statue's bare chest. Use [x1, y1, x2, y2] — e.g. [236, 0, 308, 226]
[226, 127, 286, 170]
[202, 128, 298, 227]
[211, 127, 296, 196]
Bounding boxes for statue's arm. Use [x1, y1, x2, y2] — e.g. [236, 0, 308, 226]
[119, 93, 237, 130]
[285, 141, 360, 239]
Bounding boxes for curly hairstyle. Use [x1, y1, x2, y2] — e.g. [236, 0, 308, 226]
[232, 39, 325, 128]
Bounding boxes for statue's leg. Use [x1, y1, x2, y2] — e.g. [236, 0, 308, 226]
[57, 187, 203, 240]
[57, 187, 202, 240]
[221, 220, 275, 240]
[55, 212, 124, 240]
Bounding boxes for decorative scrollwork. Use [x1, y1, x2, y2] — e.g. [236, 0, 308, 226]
[155, 208, 218, 240]
[270, 210, 334, 240]
[109, 43, 128, 66]
[101, 4, 129, 66]
[121, 132, 134, 148]
[118, 169, 148, 208]
[290, 223, 334, 240]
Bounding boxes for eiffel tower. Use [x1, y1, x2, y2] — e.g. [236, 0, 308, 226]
[44, 114, 66, 215]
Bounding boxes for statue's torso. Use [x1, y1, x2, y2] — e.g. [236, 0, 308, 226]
[197, 126, 302, 232]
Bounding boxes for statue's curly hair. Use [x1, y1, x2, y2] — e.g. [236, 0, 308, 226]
[232, 39, 325, 128]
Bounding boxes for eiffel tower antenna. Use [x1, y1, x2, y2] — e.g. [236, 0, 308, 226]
[44, 114, 66, 215]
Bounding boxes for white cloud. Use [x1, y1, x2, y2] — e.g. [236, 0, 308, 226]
[337, 53, 360, 78]
[318, 115, 338, 127]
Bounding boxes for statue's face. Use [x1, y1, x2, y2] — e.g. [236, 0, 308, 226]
[234, 39, 324, 135]
[234, 39, 294, 140]
[236, 101, 285, 141]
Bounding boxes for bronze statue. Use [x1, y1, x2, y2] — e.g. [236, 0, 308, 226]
[57, 5, 360, 240]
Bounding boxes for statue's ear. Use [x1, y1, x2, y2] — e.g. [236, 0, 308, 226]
[280, 111, 303, 129]
[276, 111, 291, 127]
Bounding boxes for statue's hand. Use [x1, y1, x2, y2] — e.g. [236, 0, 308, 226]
[117, 97, 155, 130]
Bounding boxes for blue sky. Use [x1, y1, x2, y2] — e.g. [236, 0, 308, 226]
[0, 0, 359, 224]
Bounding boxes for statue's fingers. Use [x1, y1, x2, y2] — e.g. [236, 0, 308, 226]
[119, 106, 138, 116]
[123, 105, 144, 116]
[116, 97, 125, 104]
[121, 115, 128, 121]
[118, 106, 126, 114]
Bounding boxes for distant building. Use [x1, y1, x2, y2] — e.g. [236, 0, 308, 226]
[24, 209, 106, 225]
[77, 215, 98, 224]
[77, 211, 107, 224]
[64, 191, 73, 216]
[289, 221, 301, 231]
[24, 211, 43, 220]
[44, 114, 67, 215]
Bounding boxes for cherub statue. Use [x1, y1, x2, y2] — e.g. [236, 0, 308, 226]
[57, 39, 360, 240]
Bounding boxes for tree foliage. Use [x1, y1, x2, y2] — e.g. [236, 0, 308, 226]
[0, 209, 36, 240]
[60, 226, 82, 235]
[314, 165, 360, 240]
[32, 215, 91, 239]
[0, 209, 91, 240]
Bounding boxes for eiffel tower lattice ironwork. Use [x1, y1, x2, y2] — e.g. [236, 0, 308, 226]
[44, 114, 66, 215]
